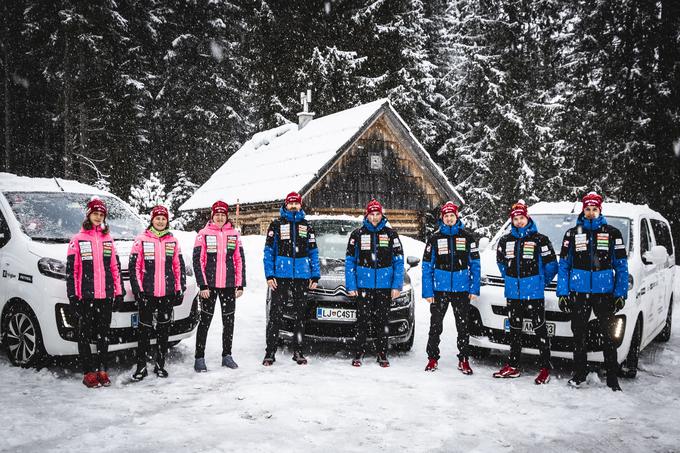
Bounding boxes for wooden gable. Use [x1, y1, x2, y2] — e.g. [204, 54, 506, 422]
[304, 108, 456, 211]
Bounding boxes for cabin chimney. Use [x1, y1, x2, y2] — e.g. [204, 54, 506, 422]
[297, 89, 315, 130]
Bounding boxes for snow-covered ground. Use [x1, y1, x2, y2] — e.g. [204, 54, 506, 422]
[1, 235, 679, 452]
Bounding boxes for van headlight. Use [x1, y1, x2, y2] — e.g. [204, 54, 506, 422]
[38, 257, 67, 280]
[613, 317, 625, 339]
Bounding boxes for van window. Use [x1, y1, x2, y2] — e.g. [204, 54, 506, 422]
[640, 219, 651, 260]
[4, 192, 145, 243]
[0, 208, 10, 248]
[650, 219, 674, 257]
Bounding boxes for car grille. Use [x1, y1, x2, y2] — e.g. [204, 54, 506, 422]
[309, 286, 350, 297]
[483, 275, 557, 292]
[490, 304, 571, 322]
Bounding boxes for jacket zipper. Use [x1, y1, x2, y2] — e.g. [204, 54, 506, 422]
[449, 235, 454, 290]
[515, 235, 521, 299]
[292, 218, 297, 279]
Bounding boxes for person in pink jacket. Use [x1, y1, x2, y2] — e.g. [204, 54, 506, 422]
[192, 200, 245, 372]
[66, 198, 124, 388]
[129, 205, 186, 381]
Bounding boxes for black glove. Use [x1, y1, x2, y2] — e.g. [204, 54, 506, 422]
[134, 292, 145, 302]
[114, 295, 124, 305]
[558, 296, 571, 313]
[175, 291, 184, 304]
[614, 296, 625, 313]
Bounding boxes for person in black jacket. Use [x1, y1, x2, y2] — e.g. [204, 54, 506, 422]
[345, 199, 404, 368]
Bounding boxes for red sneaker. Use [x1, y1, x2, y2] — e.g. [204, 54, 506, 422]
[458, 359, 473, 375]
[425, 358, 438, 372]
[534, 368, 550, 385]
[82, 372, 100, 388]
[377, 353, 390, 368]
[97, 371, 111, 387]
[493, 364, 520, 378]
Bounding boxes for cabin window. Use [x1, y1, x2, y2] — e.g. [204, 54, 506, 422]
[370, 152, 383, 171]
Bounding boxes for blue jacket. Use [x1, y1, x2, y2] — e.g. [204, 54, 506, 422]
[556, 214, 628, 298]
[421, 219, 481, 298]
[263, 207, 321, 280]
[345, 217, 404, 291]
[496, 219, 558, 300]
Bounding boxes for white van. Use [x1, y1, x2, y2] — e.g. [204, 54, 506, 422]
[0, 173, 199, 366]
[471, 201, 675, 377]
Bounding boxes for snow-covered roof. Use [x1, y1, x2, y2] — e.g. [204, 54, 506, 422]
[0, 172, 108, 195]
[180, 99, 462, 211]
[529, 201, 661, 220]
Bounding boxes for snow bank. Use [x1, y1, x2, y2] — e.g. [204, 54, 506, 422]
[0, 236, 679, 452]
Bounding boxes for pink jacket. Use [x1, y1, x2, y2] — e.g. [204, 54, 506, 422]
[66, 226, 123, 300]
[193, 222, 243, 289]
[129, 229, 186, 298]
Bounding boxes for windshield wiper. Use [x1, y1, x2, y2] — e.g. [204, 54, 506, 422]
[31, 237, 70, 243]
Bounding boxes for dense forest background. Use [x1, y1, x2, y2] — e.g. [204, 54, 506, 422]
[2, 0, 679, 242]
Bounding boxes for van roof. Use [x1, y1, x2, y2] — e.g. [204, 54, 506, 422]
[529, 201, 663, 221]
[0, 172, 108, 196]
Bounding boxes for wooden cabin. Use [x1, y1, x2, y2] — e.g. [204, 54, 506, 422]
[180, 99, 463, 238]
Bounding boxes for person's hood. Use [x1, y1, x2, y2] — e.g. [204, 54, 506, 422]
[510, 218, 538, 239]
[280, 206, 306, 222]
[437, 218, 464, 236]
[577, 213, 608, 231]
[363, 216, 388, 232]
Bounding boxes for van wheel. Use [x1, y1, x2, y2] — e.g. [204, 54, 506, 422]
[393, 326, 414, 352]
[620, 319, 642, 379]
[655, 299, 672, 343]
[4, 303, 45, 367]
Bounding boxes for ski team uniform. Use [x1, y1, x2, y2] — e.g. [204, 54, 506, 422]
[496, 219, 558, 369]
[345, 217, 404, 356]
[421, 219, 480, 361]
[66, 225, 124, 373]
[129, 228, 186, 370]
[557, 214, 628, 379]
[193, 221, 245, 359]
[263, 207, 320, 356]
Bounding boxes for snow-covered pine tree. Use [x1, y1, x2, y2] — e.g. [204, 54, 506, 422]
[128, 172, 166, 222]
[166, 170, 198, 230]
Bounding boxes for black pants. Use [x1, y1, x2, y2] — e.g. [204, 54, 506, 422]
[507, 298, 551, 368]
[266, 278, 308, 355]
[76, 298, 113, 373]
[355, 289, 391, 355]
[426, 292, 470, 361]
[570, 292, 618, 378]
[137, 296, 173, 368]
[195, 288, 236, 359]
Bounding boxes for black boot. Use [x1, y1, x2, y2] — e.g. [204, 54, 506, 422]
[607, 374, 622, 392]
[131, 365, 148, 381]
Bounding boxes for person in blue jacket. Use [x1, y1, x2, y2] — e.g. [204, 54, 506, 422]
[421, 201, 480, 375]
[557, 192, 628, 391]
[262, 191, 321, 366]
[345, 199, 404, 368]
[493, 201, 558, 384]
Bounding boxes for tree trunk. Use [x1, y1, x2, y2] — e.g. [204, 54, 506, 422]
[1, 0, 11, 172]
[63, 30, 76, 179]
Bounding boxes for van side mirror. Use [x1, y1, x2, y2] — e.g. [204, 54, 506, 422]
[478, 237, 490, 252]
[643, 245, 668, 265]
[406, 256, 420, 268]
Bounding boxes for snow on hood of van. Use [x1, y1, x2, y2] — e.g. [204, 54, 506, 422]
[0, 172, 108, 195]
[529, 201, 660, 220]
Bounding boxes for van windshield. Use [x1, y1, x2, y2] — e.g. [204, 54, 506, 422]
[495, 214, 631, 252]
[4, 192, 145, 242]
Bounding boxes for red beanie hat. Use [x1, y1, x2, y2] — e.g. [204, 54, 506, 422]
[440, 201, 459, 218]
[582, 192, 603, 211]
[211, 200, 229, 217]
[285, 191, 302, 205]
[509, 200, 529, 219]
[150, 205, 169, 220]
[365, 199, 383, 216]
[86, 197, 107, 217]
